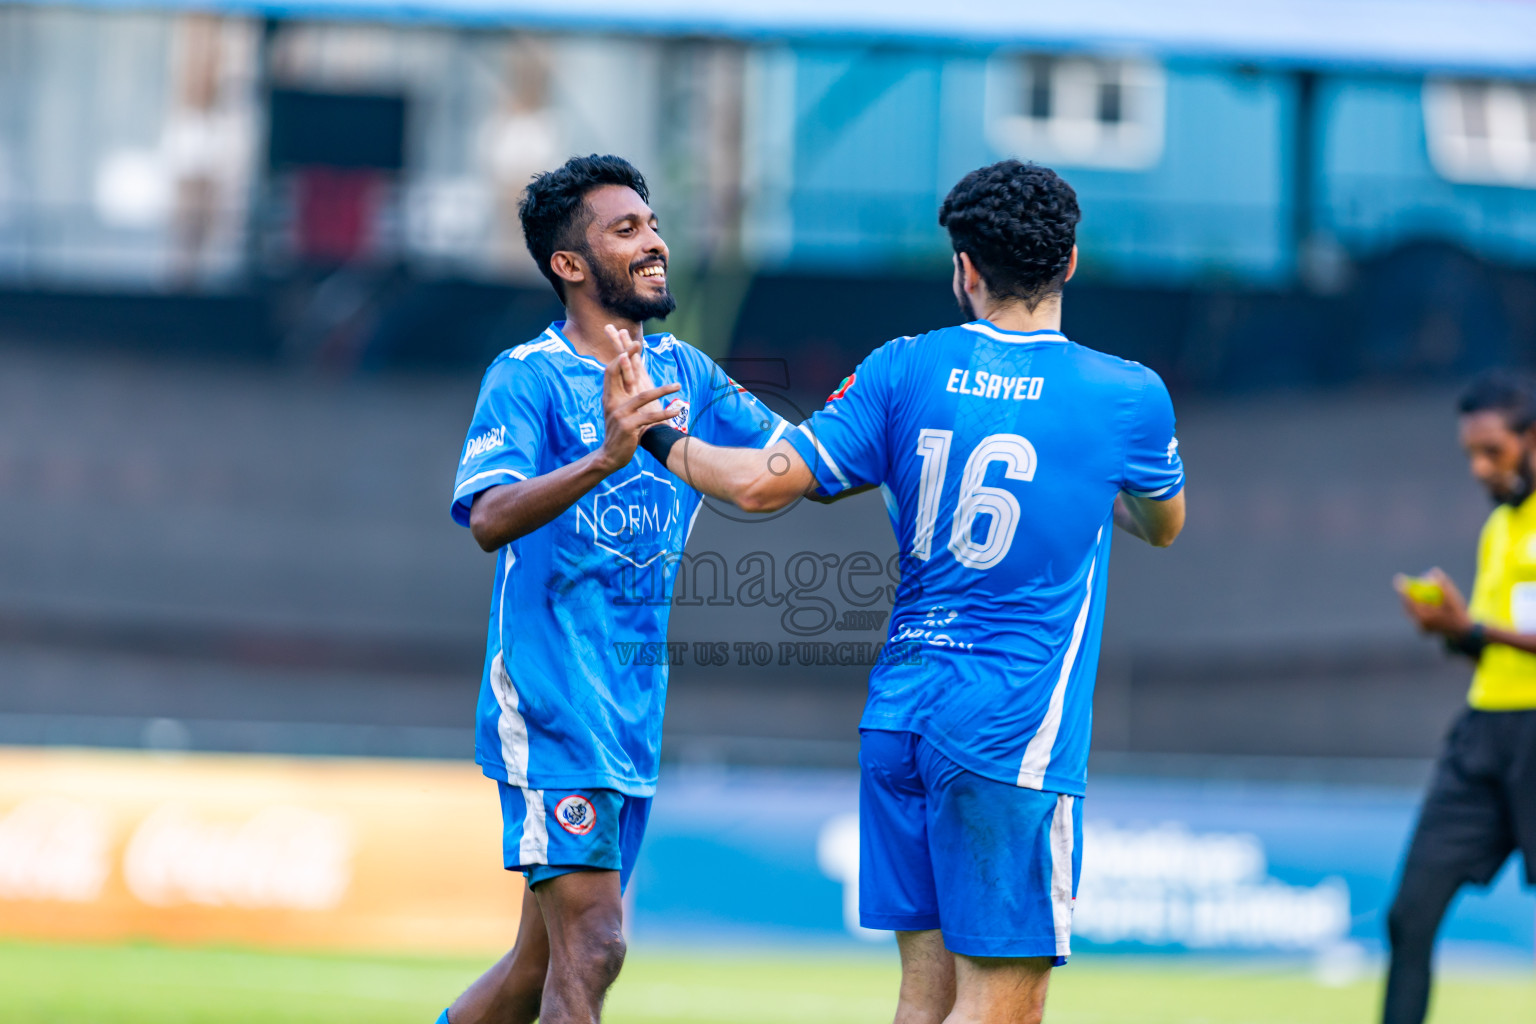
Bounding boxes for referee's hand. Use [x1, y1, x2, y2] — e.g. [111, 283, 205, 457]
[1396, 568, 1472, 637]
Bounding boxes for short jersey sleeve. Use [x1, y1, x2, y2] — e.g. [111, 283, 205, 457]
[1467, 509, 1502, 624]
[450, 357, 547, 526]
[680, 344, 788, 450]
[1121, 365, 1185, 500]
[784, 343, 894, 497]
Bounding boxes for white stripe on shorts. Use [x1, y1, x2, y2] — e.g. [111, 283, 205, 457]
[1049, 794, 1076, 958]
[519, 788, 549, 866]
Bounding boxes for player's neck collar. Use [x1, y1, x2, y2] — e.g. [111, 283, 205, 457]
[548, 320, 672, 367]
[963, 320, 1069, 344]
[548, 321, 611, 370]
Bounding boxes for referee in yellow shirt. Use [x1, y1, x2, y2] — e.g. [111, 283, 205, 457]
[1388, 371, 1536, 1024]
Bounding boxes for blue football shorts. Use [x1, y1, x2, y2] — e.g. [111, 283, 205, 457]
[497, 783, 652, 891]
[858, 728, 1083, 961]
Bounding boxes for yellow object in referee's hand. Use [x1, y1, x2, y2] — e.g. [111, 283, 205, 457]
[1395, 573, 1445, 606]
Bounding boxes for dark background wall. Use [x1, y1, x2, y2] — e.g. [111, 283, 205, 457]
[5, 239, 1531, 391]
[0, 288, 1493, 765]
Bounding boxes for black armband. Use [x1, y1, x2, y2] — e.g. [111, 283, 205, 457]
[639, 425, 687, 466]
[1444, 623, 1488, 659]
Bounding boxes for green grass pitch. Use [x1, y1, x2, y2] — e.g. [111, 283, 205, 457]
[1, 940, 1531, 1023]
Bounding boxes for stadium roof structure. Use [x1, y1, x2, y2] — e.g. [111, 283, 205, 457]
[49, 0, 1536, 77]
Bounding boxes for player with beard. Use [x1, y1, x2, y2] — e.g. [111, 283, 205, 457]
[608, 160, 1186, 1024]
[1386, 372, 1536, 1024]
[435, 155, 786, 1024]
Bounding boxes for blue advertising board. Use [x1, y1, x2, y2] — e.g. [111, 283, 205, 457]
[629, 768, 1534, 963]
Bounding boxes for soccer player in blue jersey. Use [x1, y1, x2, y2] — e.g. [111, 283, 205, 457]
[437, 155, 785, 1024]
[611, 160, 1185, 1023]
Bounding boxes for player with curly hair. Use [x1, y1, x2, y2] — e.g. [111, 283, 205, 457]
[938, 160, 1083, 320]
[605, 159, 1186, 1023]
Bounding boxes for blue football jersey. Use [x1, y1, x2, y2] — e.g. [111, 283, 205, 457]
[452, 322, 787, 796]
[785, 320, 1184, 796]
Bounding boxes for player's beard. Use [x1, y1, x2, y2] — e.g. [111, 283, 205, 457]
[588, 251, 677, 323]
[956, 289, 978, 322]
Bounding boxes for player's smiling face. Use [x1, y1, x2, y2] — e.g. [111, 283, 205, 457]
[578, 184, 676, 323]
[1460, 410, 1536, 506]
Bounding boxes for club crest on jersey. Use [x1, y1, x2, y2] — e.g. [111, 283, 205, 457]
[554, 795, 596, 836]
[827, 374, 856, 402]
[665, 399, 690, 434]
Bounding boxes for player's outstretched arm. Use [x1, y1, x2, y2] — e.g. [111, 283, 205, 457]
[664, 436, 818, 513]
[1113, 490, 1185, 548]
[467, 367, 680, 551]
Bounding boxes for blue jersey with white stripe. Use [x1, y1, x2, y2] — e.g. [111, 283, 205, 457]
[452, 322, 787, 796]
[785, 320, 1184, 796]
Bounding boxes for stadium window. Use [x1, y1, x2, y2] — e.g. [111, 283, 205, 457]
[1459, 84, 1489, 140]
[1425, 78, 1536, 188]
[1027, 57, 1053, 120]
[1098, 80, 1123, 125]
[987, 54, 1165, 170]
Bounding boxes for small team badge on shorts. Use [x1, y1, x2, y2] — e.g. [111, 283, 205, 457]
[555, 795, 597, 835]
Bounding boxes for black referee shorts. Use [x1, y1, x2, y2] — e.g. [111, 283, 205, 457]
[1401, 708, 1536, 886]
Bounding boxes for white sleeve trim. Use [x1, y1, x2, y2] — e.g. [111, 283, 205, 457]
[796, 422, 852, 490]
[765, 420, 789, 446]
[455, 467, 529, 500]
[1124, 476, 1183, 499]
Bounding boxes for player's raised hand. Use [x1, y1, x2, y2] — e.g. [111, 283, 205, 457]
[598, 341, 679, 474]
[603, 324, 662, 398]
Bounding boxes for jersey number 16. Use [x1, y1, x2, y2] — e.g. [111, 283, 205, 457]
[912, 429, 1037, 570]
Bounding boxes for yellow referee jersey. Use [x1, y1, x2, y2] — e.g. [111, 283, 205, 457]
[1468, 497, 1536, 709]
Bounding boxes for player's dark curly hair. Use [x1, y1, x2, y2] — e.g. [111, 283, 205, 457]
[938, 161, 1080, 310]
[519, 154, 651, 301]
[1459, 370, 1536, 432]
